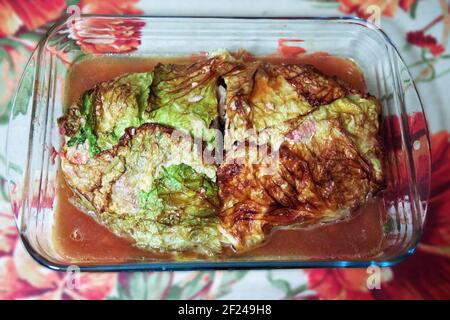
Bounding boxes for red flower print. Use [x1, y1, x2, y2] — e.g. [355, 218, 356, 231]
[0, 0, 66, 37]
[407, 30, 446, 57]
[0, 186, 117, 300]
[375, 131, 450, 299]
[308, 268, 393, 300]
[79, 0, 142, 15]
[0, 211, 17, 257]
[338, 0, 415, 19]
[67, 1, 144, 54]
[0, 242, 117, 300]
[399, 0, 416, 11]
[70, 17, 145, 54]
[429, 44, 445, 56]
[306, 130, 450, 300]
[277, 39, 306, 58]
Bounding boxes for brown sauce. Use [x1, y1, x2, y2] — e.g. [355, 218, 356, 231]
[236, 199, 383, 260]
[55, 53, 383, 264]
[264, 52, 366, 93]
[54, 176, 169, 263]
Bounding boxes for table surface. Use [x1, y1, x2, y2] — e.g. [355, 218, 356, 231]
[0, 0, 449, 300]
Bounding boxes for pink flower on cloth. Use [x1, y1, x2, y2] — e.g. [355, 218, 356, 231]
[338, 0, 416, 19]
[0, 0, 66, 38]
[78, 0, 142, 15]
[0, 211, 117, 300]
[0, 211, 17, 257]
[305, 128, 450, 300]
[406, 30, 445, 57]
[69, 0, 145, 54]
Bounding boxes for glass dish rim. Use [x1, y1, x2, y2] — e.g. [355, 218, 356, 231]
[7, 14, 430, 272]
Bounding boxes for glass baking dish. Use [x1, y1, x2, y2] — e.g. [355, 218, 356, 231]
[6, 15, 430, 271]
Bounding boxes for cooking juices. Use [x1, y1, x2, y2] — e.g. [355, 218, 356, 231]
[54, 54, 384, 264]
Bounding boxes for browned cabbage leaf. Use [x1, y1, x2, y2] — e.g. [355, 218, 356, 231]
[59, 51, 385, 255]
[145, 54, 235, 145]
[61, 123, 221, 255]
[61, 72, 152, 155]
[219, 62, 384, 251]
[221, 62, 349, 149]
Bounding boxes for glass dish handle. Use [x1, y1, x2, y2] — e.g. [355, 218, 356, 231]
[394, 49, 431, 227]
[6, 50, 37, 228]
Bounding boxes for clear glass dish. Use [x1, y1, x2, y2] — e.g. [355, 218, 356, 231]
[6, 15, 430, 271]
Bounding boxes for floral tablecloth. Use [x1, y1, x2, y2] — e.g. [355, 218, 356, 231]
[0, 0, 449, 300]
